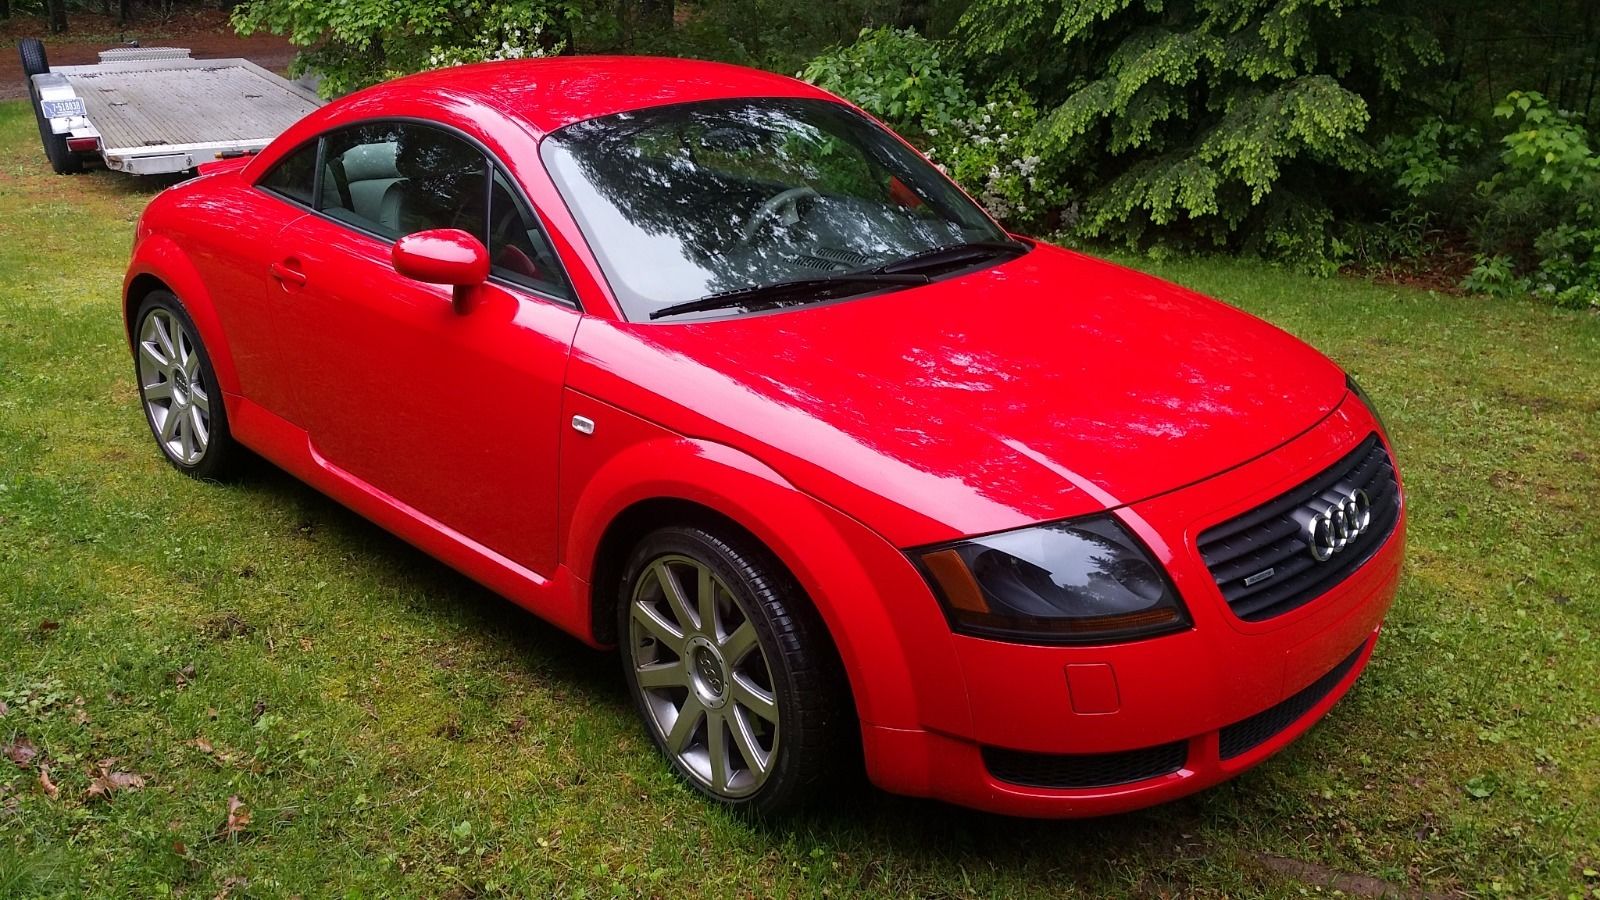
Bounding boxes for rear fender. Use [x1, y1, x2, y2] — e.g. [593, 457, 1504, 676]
[123, 233, 243, 397]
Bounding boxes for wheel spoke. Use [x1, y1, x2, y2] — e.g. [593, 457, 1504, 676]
[635, 659, 687, 691]
[190, 385, 210, 414]
[142, 379, 173, 402]
[652, 561, 696, 632]
[153, 315, 176, 360]
[665, 695, 705, 755]
[731, 673, 778, 724]
[190, 406, 209, 449]
[730, 705, 772, 776]
[706, 708, 730, 791]
[696, 567, 719, 639]
[177, 411, 195, 460]
[720, 621, 758, 667]
[181, 338, 200, 378]
[139, 341, 169, 371]
[158, 405, 179, 442]
[631, 601, 687, 655]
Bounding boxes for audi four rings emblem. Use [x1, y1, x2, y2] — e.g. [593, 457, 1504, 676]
[1305, 489, 1372, 561]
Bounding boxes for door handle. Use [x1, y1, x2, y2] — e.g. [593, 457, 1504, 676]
[269, 260, 307, 287]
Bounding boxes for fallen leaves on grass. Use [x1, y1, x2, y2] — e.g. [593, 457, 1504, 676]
[173, 664, 197, 688]
[0, 700, 9, 717]
[39, 764, 59, 800]
[85, 761, 147, 801]
[218, 796, 251, 840]
[4, 736, 39, 768]
[38, 620, 60, 633]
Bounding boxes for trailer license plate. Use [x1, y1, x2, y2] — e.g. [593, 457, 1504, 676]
[41, 98, 86, 118]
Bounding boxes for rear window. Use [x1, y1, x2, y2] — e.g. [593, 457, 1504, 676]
[259, 140, 319, 205]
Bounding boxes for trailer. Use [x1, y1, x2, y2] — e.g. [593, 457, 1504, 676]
[19, 37, 323, 176]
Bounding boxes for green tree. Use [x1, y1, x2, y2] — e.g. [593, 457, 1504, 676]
[957, 0, 1440, 261]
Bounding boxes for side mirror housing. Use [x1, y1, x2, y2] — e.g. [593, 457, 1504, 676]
[391, 228, 489, 314]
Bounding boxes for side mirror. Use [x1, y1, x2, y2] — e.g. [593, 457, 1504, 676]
[391, 228, 489, 314]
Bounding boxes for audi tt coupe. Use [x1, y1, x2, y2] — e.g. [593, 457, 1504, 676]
[122, 57, 1405, 817]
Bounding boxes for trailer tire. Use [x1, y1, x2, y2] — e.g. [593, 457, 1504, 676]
[19, 38, 49, 79]
[25, 65, 83, 176]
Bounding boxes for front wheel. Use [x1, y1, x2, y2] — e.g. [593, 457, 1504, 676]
[133, 292, 241, 480]
[618, 525, 850, 817]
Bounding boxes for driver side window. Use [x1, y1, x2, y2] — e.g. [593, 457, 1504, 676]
[318, 123, 489, 241]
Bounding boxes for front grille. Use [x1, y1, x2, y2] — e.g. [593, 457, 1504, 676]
[1198, 434, 1399, 621]
[1218, 643, 1365, 759]
[983, 740, 1187, 789]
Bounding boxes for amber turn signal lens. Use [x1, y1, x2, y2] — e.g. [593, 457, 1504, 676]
[920, 548, 989, 613]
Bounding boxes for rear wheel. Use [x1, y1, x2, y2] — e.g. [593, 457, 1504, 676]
[618, 525, 850, 817]
[133, 292, 240, 480]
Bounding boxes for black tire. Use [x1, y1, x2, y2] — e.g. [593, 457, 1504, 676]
[617, 525, 852, 818]
[24, 48, 83, 177]
[19, 39, 48, 78]
[132, 291, 242, 481]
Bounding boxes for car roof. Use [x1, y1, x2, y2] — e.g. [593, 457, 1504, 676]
[344, 56, 836, 139]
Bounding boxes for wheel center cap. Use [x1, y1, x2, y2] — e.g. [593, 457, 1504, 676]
[685, 637, 727, 707]
[171, 368, 190, 403]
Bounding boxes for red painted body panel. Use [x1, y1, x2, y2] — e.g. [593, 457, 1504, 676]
[124, 57, 1407, 818]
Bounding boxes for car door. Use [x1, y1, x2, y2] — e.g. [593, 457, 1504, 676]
[267, 120, 581, 577]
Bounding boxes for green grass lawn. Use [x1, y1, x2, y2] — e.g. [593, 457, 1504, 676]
[1, 97, 1597, 898]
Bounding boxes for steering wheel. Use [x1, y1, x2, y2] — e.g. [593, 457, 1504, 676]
[741, 186, 820, 243]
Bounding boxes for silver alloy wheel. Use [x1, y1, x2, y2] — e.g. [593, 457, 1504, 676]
[136, 307, 210, 466]
[628, 554, 781, 798]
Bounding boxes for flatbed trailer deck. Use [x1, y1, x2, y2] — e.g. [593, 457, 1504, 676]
[20, 40, 323, 176]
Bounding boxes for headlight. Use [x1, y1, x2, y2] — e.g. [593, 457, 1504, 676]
[912, 515, 1190, 645]
[1346, 373, 1389, 435]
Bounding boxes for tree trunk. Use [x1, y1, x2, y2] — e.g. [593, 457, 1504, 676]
[47, 0, 67, 33]
[0, 0, 10, 22]
[118, 0, 131, 26]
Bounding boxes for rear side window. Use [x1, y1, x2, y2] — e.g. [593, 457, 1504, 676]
[259, 141, 318, 205]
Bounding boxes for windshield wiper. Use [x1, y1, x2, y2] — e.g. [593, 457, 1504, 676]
[873, 238, 1029, 275]
[647, 272, 930, 320]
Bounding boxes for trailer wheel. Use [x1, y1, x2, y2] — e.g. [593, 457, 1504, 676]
[24, 47, 83, 177]
[19, 38, 49, 79]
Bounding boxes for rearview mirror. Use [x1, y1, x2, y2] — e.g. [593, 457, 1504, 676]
[391, 228, 489, 314]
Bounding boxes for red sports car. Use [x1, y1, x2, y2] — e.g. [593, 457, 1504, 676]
[123, 57, 1405, 817]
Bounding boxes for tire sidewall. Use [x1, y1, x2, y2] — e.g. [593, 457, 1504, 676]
[617, 526, 818, 816]
[133, 291, 234, 480]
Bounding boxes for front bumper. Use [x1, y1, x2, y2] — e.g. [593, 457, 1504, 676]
[861, 395, 1406, 817]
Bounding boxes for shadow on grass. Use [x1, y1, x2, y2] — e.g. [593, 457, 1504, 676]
[214, 452, 1252, 869]
[222, 451, 621, 704]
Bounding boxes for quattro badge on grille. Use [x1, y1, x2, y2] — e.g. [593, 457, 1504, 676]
[1302, 489, 1372, 561]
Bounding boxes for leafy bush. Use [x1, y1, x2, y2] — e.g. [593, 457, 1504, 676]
[952, 0, 1441, 267]
[232, 0, 579, 97]
[801, 28, 1065, 228]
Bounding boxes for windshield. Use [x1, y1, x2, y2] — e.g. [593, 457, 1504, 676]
[541, 98, 1011, 321]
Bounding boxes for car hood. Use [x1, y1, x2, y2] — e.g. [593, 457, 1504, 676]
[569, 243, 1348, 547]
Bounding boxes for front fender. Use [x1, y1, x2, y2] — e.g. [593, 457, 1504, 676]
[560, 393, 970, 736]
[124, 233, 243, 398]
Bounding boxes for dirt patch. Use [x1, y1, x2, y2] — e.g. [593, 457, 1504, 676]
[1256, 854, 1455, 899]
[2, 10, 296, 101]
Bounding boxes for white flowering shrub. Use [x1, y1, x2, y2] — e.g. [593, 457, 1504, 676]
[234, 0, 577, 97]
[802, 28, 1065, 230]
